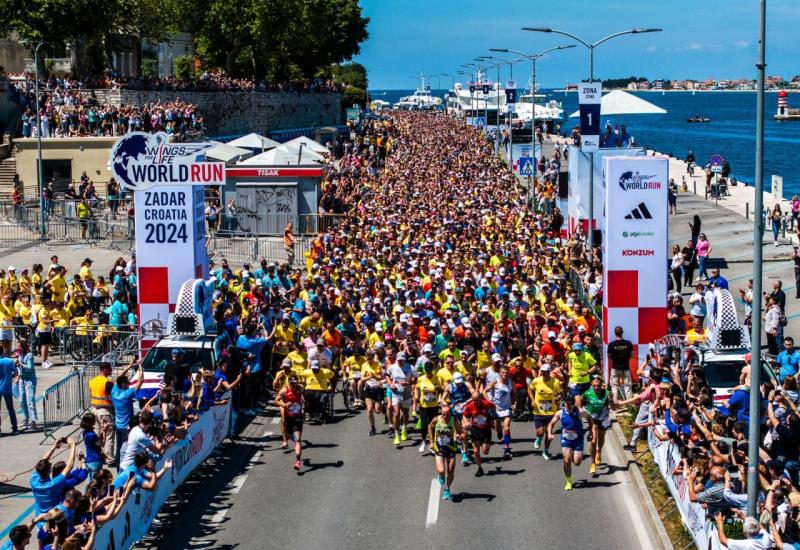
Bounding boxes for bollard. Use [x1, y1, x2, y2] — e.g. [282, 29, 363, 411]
[783, 217, 787, 238]
[693, 180, 696, 195]
[746, 202, 749, 219]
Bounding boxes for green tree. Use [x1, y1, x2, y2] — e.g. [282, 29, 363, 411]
[174, 54, 196, 81]
[332, 62, 367, 90]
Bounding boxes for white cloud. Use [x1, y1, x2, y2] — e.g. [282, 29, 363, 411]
[646, 45, 657, 53]
[687, 42, 705, 52]
[734, 40, 749, 49]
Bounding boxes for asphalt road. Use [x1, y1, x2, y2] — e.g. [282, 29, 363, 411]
[136, 402, 657, 550]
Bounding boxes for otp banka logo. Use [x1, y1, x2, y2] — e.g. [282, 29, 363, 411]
[618, 170, 662, 192]
[109, 132, 214, 191]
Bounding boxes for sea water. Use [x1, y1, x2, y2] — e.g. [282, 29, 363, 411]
[371, 89, 800, 197]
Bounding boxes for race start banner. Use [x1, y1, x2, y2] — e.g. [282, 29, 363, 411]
[602, 156, 668, 377]
[109, 133, 223, 343]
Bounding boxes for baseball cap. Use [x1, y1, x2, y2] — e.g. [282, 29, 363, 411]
[281, 357, 292, 368]
[491, 353, 502, 362]
[547, 331, 557, 339]
[375, 322, 384, 331]
[481, 305, 490, 313]
[171, 348, 185, 355]
[572, 343, 584, 351]
[452, 372, 464, 384]
[491, 332, 502, 341]
[311, 360, 320, 370]
[7, 266, 14, 271]
[578, 326, 586, 333]
[397, 352, 406, 361]
[399, 313, 409, 323]
[422, 343, 433, 353]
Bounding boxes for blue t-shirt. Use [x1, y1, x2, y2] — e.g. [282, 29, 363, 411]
[83, 430, 102, 464]
[778, 349, 800, 383]
[236, 335, 266, 374]
[111, 385, 137, 430]
[109, 301, 129, 327]
[0, 357, 16, 396]
[291, 299, 306, 326]
[728, 389, 751, 425]
[112, 464, 146, 491]
[30, 472, 66, 514]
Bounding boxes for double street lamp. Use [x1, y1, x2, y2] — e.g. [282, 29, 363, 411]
[34, 41, 47, 240]
[490, 45, 575, 196]
[523, 27, 661, 248]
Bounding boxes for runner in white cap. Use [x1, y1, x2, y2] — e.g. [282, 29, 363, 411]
[385, 350, 415, 445]
[484, 364, 514, 460]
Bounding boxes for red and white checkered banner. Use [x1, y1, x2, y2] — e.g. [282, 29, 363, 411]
[602, 155, 669, 379]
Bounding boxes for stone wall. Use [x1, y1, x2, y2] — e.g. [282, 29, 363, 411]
[90, 90, 343, 136]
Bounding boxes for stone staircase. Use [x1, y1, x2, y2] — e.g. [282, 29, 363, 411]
[0, 156, 16, 202]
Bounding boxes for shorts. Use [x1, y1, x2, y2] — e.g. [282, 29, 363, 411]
[0, 328, 12, 341]
[391, 393, 412, 408]
[80, 218, 88, 227]
[470, 426, 492, 445]
[561, 432, 584, 451]
[569, 382, 590, 397]
[363, 385, 382, 402]
[36, 331, 52, 345]
[285, 415, 303, 434]
[495, 408, 511, 419]
[533, 414, 554, 429]
[434, 447, 457, 458]
[590, 412, 612, 431]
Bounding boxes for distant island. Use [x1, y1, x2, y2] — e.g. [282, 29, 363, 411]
[593, 75, 800, 92]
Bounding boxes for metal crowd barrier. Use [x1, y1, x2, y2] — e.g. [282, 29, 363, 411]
[207, 232, 312, 266]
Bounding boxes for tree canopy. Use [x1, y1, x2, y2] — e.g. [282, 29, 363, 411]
[0, 0, 369, 81]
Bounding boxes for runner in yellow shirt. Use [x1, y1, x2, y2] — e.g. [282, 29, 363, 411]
[528, 364, 562, 459]
[361, 350, 384, 436]
[566, 342, 598, 397]
[343, 351, 367, 406]
[415, 361, 440, 454]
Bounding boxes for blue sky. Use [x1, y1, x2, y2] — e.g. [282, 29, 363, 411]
[354, 0, 800, 90]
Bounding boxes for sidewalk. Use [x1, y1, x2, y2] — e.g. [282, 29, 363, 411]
[0, 244, 129, 530]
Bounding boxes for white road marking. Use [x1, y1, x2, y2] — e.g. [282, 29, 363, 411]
[230, 475, 248, 495]
[425, 478, 440, 528]
[606, 434, 652, 548]
[210, 509, 228, 524]
[271, 417, 280, 425]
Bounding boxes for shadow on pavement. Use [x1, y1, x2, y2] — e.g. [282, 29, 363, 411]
[297, 459, 344, 476]
[451, 492, 496, 503]
[485, 467, 526, 476]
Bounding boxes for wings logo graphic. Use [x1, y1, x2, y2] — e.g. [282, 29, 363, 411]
[109, 132, 216, 191]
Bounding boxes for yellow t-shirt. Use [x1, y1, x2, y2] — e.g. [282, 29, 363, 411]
[362, 360, 383, 386]
[286, 350, 308, 372]
[272, 325, 296, 355]
[53, 307, 70, 328]
[529, 377, 561, 416]
[48, 275, 66, 302]
[0, 301, 14, 322]
[416, 375, 440, 408]
[15, 301, 31, 325]
[567, 351, 597, 385]
[475, 351, 492, 373]
[344, 355, 367, 380]
[298, 316, 323, 338]
[79, 266, 94, 283]
[302, 368, 334, 391]
[435, 365, 466, 389]
[71, 316, 92, 336]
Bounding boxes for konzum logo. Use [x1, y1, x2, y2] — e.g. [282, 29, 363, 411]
[618, 170, 662, 191]
[622, 249, 655, 256]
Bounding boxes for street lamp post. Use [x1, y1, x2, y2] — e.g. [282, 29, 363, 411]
[491, 45, 575, 207]
[747, 0, 766, 518]
[482, 55, 527, 161]
[524, 27, 661, 248]
[34, 41, 47, 240]
[461, 64, 477, 120]
[477, 57, 503, 155]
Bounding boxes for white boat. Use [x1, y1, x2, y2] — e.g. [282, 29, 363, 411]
[513, 93, 565, 127]
[393, 72, 442, 111]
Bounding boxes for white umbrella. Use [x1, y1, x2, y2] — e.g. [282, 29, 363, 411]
[285, 135, 329, 154]
[228, 132, 281, 151]
[205, 143, 253, 164]
[568, 89, 666, 118]
[237, 144, 324, 165]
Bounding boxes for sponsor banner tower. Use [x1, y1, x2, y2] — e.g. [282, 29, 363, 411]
[109, 132, 223, 349]
[602, 156, 669, 378]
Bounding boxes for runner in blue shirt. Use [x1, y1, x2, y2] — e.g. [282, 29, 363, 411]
[777, 337, 800, 383]
[111, 365, 144, 466]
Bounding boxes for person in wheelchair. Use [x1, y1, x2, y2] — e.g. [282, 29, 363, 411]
[302, 359, 336, 424]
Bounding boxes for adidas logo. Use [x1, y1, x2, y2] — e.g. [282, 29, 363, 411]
[624, 202, 653, 220]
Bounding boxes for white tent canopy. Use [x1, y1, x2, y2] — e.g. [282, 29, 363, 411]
[237, 143, 324, 165]
[228, 132, 281, 151]
[285, 135, 329, 154]
[205, 142, 253, 164]
[568, 90, 667, 118]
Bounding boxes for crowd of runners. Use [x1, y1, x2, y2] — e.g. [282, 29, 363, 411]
[224, 111, 621, 499]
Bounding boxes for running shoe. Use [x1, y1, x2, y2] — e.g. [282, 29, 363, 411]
[475, 467, 485, 477]
[415, 417, 422, 430]
[280, 441, 288, 449]
[542, 449, 552, 460]
[443, 488, 451, 501]
[503, 448, 512, 461]
[438, 474, 445, 486]
[369, 428, 376, 436]
[400, 428, 408, 441]
[419, 441, 427, 454]
[533, 437, 541, 449]
[42, 361, 52, 369]
[564, 477, 573, 491]
[461, 452, 469, 466]
[589, 461, 597, 475]
[293, 460, 301, 471]
[394, 435, 401, 445]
